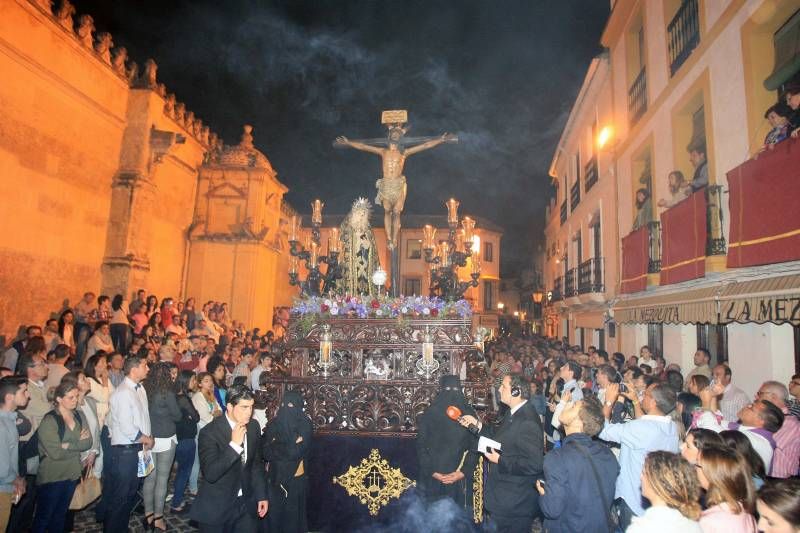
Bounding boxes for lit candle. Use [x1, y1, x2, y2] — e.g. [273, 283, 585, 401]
[471, 256, 481, 276]
[422, 328, 434, 365]
[289, 215, 301, 242]
[303, 233, 311, 252]
[461, 216, 475, 245]
[310, 241, 319, 265]
[455, 229, 466, 252]
[440, 241, 451, 267]
[328, 228, 340, 253]
[311, 199, 324, 225]
[422, 225, 436, 250]
[289, 255, 299, 275]
[445, 198, 460, 227]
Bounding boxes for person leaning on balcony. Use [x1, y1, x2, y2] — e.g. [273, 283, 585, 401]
[783, 83, 800, 137]
[687, 139, 709, 192]
[631, 188, 653, 231]
[760, 103, 792, 151]
[658, 171, 692, 209]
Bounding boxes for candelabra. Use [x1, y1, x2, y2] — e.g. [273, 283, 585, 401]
[288, 199, 343, 297]
[422, 198, 481, 300]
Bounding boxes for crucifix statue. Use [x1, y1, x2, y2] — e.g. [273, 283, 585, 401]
[335, 110, 458, 250]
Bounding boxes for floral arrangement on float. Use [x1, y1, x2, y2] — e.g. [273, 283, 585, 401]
[291, 294, 473, 320]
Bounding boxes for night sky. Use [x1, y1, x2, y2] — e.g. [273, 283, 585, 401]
[73, 0, 608, 276]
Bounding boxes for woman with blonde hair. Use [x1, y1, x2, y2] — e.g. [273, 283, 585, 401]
[696, 445, 758, 532]
[627, 450, 702, 532]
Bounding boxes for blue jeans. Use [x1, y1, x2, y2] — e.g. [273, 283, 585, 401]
[102, 446, 141, 533]
[189, 434, 200, 493]
[32, 478, 78, 533]
[171, 438, 196, 508]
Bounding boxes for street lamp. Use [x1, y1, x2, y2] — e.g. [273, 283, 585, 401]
[532, 291, 544, 304]
[597, 125, 614, 150]
[497, 302, 504, 311]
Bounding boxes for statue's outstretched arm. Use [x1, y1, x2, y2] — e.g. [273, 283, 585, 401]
[335, 136, 384, 155]
[404, 133, 456, 156]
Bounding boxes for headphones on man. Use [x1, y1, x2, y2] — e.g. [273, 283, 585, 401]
[510, 384, 521, 397]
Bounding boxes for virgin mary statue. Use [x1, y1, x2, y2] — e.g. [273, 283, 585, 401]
[339, 198, 382, 297]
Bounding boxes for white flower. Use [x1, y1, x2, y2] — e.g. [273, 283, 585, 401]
[401, 307, 408, 314]
[324, 298, 333, 307]
[422, 307, 430, 315]
[330, 307, 339, 315]
[375, 309, 383, 316]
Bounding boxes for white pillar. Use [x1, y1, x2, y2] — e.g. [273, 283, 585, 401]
[662, 324, 697, 373]
[727, 323, 795, 399]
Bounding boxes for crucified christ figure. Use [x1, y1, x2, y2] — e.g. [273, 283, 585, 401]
[335, 125, 457, 250]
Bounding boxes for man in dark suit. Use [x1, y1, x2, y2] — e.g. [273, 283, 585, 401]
[460, 374, 544, 533]
[189, 384, 268, 532]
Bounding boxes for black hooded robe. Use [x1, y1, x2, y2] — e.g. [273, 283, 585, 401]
[261, 391, 313, 533]
[415, 376, 480, 512]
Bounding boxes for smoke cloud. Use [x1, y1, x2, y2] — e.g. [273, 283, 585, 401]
[74, 0, 608, 274]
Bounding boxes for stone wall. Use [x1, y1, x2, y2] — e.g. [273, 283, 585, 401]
[0, 0, 275, 340]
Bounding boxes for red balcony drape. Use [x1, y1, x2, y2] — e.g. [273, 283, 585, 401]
[621, 227, 648, 294]
[727, 137, 800, 268]
[660, 189, 706, 285]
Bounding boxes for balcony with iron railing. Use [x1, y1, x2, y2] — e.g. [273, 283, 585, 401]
[560, 201, 567, 224]
[570, 181, 581, 211]
[584, 156, 599, 193]
[668, 0, 700, 76]
[628, 67, 647, 126]
[622, 187, 728, 291]
[578, 257, 604, 295]
[564, 268, 577, 299]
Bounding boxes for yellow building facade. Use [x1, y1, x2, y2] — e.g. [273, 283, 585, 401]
[545, 0, 800, 395]
[0, 0, 291, 338]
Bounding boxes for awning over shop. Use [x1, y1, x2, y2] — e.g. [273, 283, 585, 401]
[613, 286, 719, 325]
[718, 274, 800, 326]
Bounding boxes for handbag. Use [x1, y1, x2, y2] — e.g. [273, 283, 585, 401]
[570, 441, 620, 533]
[69, 465, 101, 510]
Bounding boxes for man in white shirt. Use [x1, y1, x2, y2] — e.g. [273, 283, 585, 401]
[638, 346, 656, 370]
[102, 354, 152, 533]
[712, 364, 750, 422]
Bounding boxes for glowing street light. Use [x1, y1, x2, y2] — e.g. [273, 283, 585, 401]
[597, 125, 614, 150]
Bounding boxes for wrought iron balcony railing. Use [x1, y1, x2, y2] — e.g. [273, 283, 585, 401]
[628, 67, 647, 126]
[584, 156, 599, 192]
[564, 268, 578, 298]
[647, 221, 662, 273]
[570, 180, 581, 211]
[668, 0, 700, 76]
[578, 257, 604, 294]
[705, 185, 726, 256]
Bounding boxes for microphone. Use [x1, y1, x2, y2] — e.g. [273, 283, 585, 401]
[446, 405, 479, 435]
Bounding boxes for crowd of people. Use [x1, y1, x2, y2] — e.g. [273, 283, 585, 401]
[465, 334, 800, 532]
[1, 287, 800, 532]
[0, 289, 296, 533]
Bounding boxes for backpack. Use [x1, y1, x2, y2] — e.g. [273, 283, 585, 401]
[25, 410, 85, 461]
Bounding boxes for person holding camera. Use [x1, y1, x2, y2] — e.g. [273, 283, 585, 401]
[459, 374, 544, 533]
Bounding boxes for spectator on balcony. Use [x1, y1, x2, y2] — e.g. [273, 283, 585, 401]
[687, 139, 709, 191]
[657, 171, 692, 209]
[760, 103, 792, 151]
[783, 83, 800, 136]
[631, 188, 653, 231]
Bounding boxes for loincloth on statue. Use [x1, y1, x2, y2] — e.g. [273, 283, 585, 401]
[375, 175, 406, 205]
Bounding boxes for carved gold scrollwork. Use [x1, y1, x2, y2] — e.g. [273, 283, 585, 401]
[332, 448, 415, 516]
[473, 456, 483, 523]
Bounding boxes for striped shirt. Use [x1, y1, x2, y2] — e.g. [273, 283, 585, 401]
[771, 409, 800, 478]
